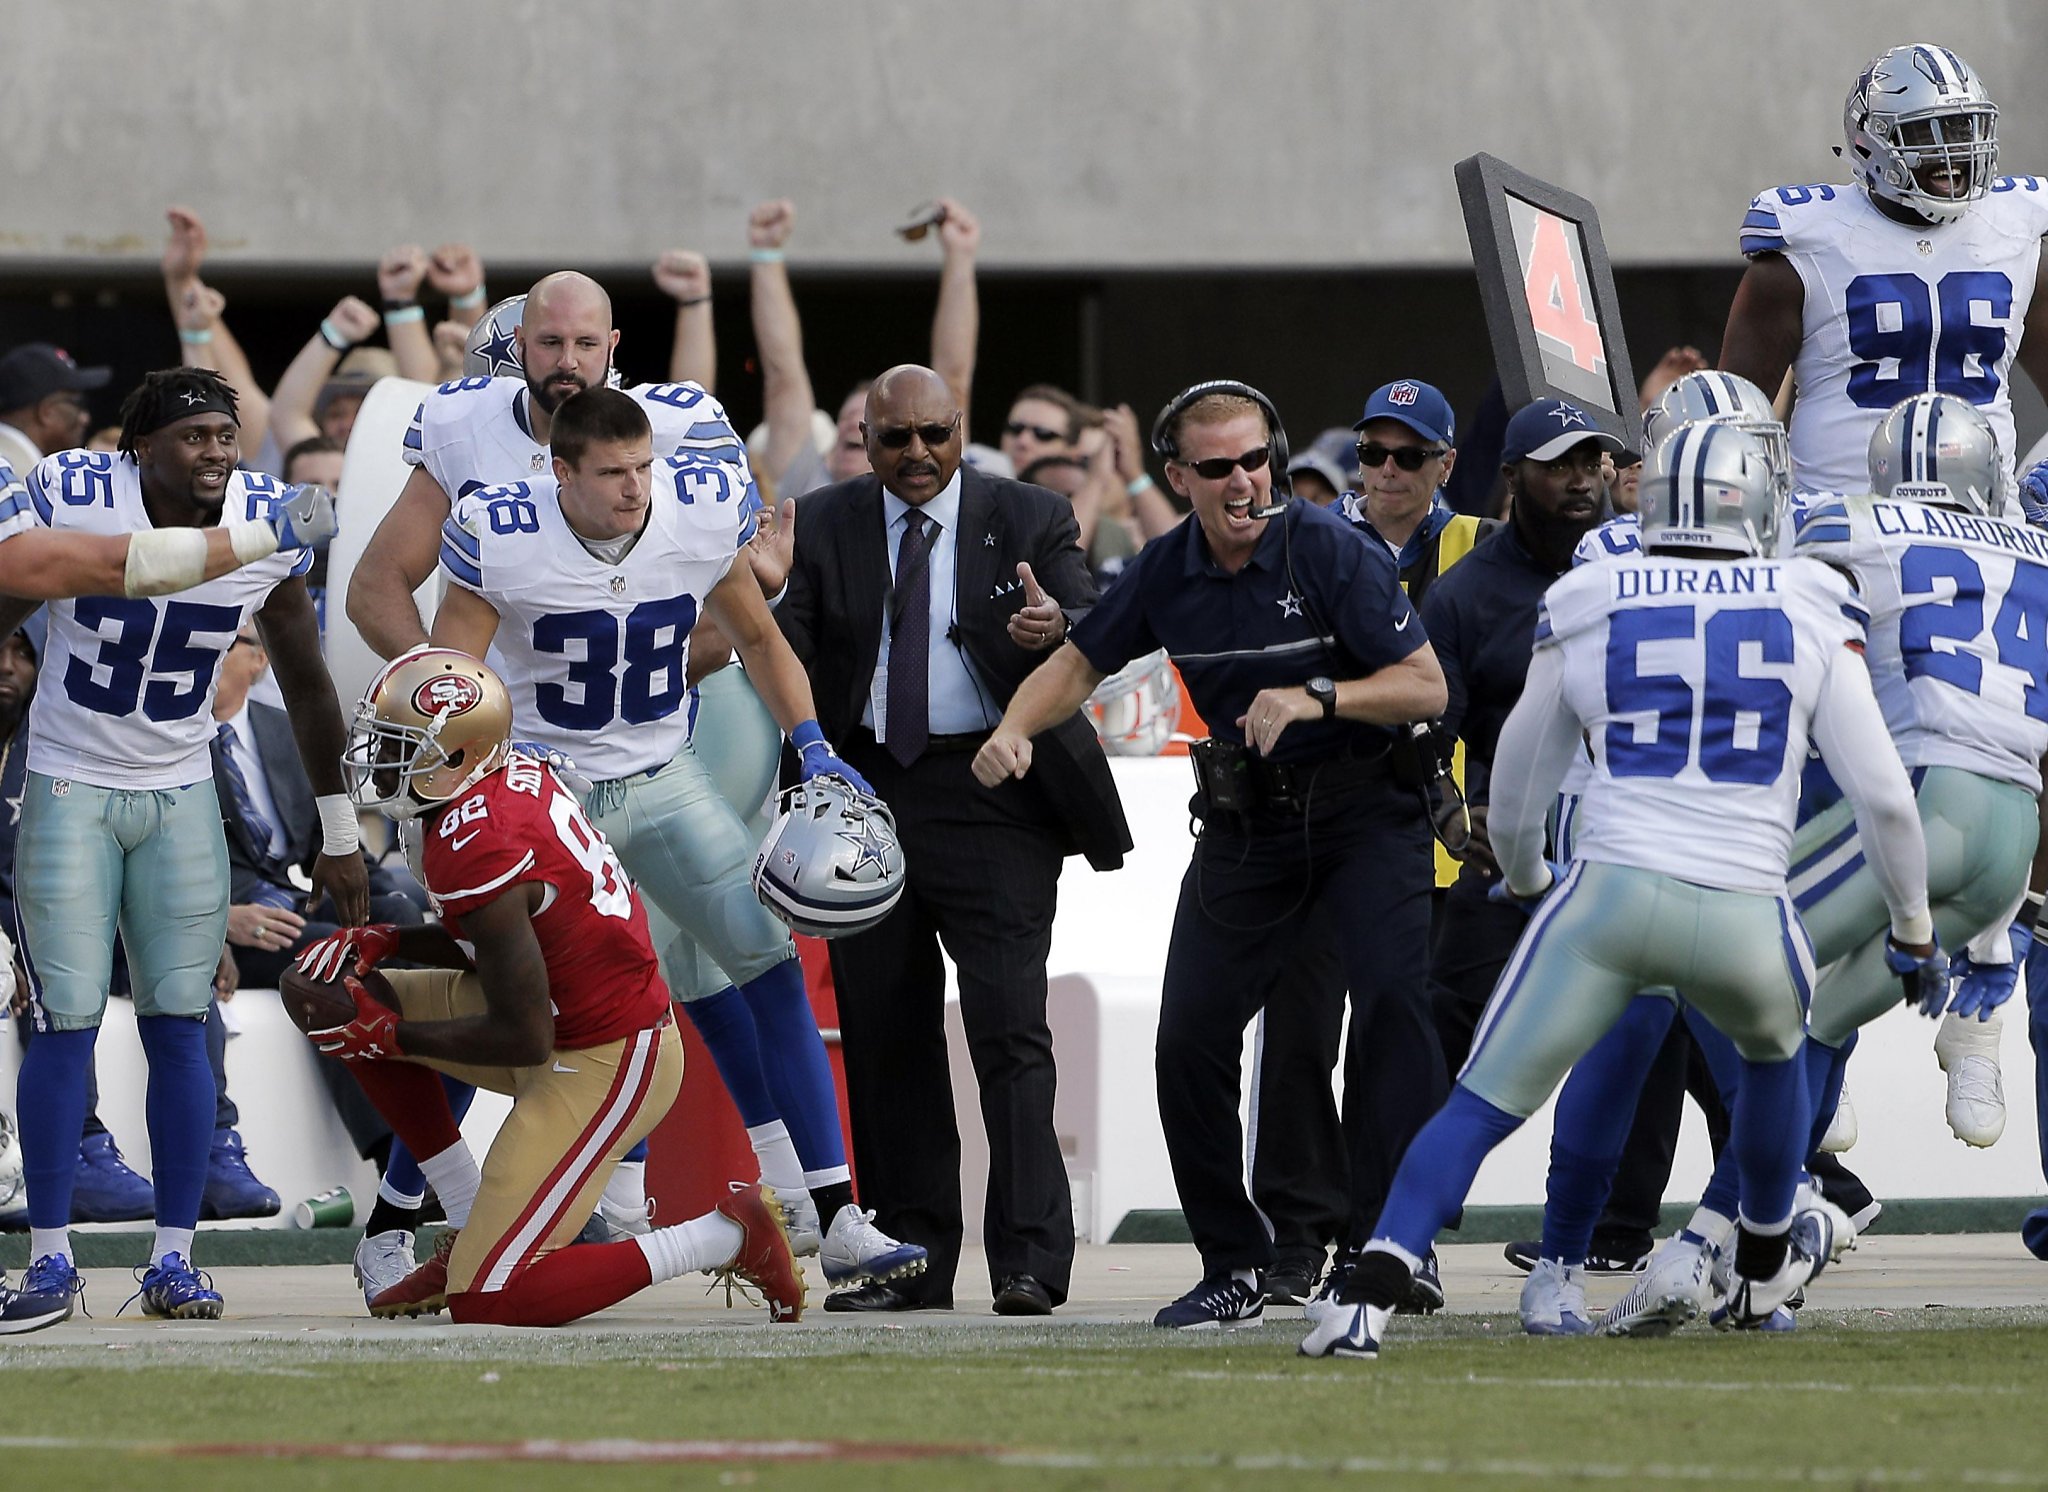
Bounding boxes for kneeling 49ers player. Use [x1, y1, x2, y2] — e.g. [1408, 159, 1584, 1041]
[283, 650, 801, 1326]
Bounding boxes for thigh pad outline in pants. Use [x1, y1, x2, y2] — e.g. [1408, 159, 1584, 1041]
[16, 774, 228, 1030]
[379, 970, 687, 1297]
[1800, 767, 2038, 1046]
[584, 752, 794, 1003]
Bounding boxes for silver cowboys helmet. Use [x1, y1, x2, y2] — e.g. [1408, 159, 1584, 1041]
[1640, 421, 1779, 559]
[1843, 44, 1999, 224]
[463, 296, 526, 379]
[1868, 392, 2001, 515]
[752, 776, 906, 939]
[1084, 648, 1182, 756]
[1644, 370, 1790, 503]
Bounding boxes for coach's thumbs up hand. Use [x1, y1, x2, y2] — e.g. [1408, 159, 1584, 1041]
[1008, 562, 1066, 651]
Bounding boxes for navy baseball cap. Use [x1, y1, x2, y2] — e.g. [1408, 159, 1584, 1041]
[1353, 379, 1455, 446]
[0, 343, 110, 412]
[1500, 398, 1625, 466]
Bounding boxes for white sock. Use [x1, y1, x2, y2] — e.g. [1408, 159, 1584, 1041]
[802, 1164, 852, 1191]
[418, 1144, 482, 1230]
[29, 1227, 70, 1265]
[601, 1160, 647, 1216]
[378, 1176, 428, 1209]
[635, 1213, 746, 1285]
[746, 1121, 805, 1198]
[1737, 1209, 1791, 1237]
[152, 1226, 196, 1268]
[1687, 1207, 1735, 1248]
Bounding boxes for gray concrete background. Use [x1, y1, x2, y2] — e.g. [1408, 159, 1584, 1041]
[7, 1, 2046, 271]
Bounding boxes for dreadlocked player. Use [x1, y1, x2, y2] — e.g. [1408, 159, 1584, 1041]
[0, 368, 363, 1336]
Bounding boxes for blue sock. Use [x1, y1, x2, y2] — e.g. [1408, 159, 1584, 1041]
[135, 1015, 214, 1232]
[682, 984, 778, 1128]
[1801, 1038, 1848, 1160]
[385, 1076, 476, 1200]
[740, 956, 846, 1172]
[1541, 995, 1674, 1261]
[1681, 1005, 1746, 1222]
[1731, 1053, 1808, 1229]
[622, 1138, 649, 1164]
[1373, 1086, 1523, 1259]
[18, 1026, 98, 1231]
[2026, 936, 2048, 1188]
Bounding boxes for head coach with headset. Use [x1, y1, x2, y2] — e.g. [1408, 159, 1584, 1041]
[974, 380, 1448, 1329]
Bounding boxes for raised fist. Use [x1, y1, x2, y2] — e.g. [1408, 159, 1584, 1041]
[748, 200, 796, 251]
[653, 249, 711, 303]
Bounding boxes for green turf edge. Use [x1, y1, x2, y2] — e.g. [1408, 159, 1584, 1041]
[1106, 1195, 2043, 1245]
[0, 1223, 453, 1269]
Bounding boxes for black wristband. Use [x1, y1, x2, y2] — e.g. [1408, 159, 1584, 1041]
[676, 295, 711, 308]
[381, 298, 419, 313]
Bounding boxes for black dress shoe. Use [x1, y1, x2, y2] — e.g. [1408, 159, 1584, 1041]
[822, 1280, 950, 1313]
[992, 1274, 1053, 1316]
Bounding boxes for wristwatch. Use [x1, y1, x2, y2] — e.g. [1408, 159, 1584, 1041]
[1306, 676, 1337, 720]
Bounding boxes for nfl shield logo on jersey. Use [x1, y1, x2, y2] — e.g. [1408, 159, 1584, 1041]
[610, 576, 627, 595]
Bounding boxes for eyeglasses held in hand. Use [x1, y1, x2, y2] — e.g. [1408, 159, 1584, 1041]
[1177, 446, 1271, 480]
[895, 202, 948, 242]
[1357, 442, 1446, 472]
[873, 419, 960, 449]
[1004, 420, 1066, 443]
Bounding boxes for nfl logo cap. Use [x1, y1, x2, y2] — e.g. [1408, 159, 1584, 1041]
[1500, 397, 1625, 465]
[1353, 379, 1455, 445]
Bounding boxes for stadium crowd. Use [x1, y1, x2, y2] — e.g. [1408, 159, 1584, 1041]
[1, 40, 2046, 1355]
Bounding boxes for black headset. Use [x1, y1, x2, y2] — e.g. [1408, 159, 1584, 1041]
[1151, 379, 1293, 517]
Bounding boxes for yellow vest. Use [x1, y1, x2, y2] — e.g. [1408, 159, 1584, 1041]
[1402, 513, 1487, 889]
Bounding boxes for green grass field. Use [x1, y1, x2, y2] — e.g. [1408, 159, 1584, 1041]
[7, 1308, 2048, 1490]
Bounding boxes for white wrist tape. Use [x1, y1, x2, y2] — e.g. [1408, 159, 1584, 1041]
[1892, 909, 1935, 949]
[227, 517, 282, 567]
[316, 794, 361, 857]
[122, 528, 213, 597]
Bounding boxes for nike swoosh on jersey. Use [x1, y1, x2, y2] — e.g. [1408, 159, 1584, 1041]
[1395, 613, 1412, 631]
[450, 830, 483, 851]
[552, 1060, 579, 1074]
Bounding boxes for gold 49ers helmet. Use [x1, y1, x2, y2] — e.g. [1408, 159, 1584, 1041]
[343, 648, 513, 819]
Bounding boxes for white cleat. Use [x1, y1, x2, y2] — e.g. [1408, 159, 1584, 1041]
[1518, 1257, 1594, 1336]
[818, 1205, 928, 1286]
[1298, 1298, 1392, 1359]
[353, 1228, 417, 1312]
[1935, 1011, 2006, 1147]
[1796, 1180, 1858, 1265]
[1715, 1211, 1831, 1330]
[1598, 1231, 1713, 1338]
[1819, 1081, 1858, 1153]
[781, 1189, 823, 1258]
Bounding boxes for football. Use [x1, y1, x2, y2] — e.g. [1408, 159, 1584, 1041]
[282, 964, 397, 1036]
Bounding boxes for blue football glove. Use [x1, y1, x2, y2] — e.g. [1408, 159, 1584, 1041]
[1887, 931, 1950, 1018]
[511, 739, 593, 797]
[790, 720, 874, 797]
[1948, 921, 2032, 1022]
[1487, 859, 1567, 916]
[271, 483, 338, 550]
[2019, 459, 2048, 530]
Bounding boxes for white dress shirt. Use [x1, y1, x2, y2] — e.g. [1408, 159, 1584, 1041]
[863, 469, 999, 739]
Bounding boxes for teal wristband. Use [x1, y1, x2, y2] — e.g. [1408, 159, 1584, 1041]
[749, 248, 786, 265]
[451, 285, 487, 310]
[383, 305, 425, 326]
[177, 328, 214, 346]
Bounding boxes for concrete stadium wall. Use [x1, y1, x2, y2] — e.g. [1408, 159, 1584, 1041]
[7, 2, 2046, 272]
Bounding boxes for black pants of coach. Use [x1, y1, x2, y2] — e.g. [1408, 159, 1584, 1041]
[1159, 767, 1440, 1277]
[827, 731, 1075, 1308]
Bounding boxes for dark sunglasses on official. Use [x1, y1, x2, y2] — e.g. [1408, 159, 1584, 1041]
[872, 418, 960, 449]
[1004, 420, 1066, 443]
[1357, 442, 1447, 472]
[1176, 446, 1271, 480]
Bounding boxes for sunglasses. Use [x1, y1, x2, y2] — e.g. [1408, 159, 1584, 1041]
[872, 419, 960, 450]
[1357, 442, 1446, 472]
[1177, 446, 1271, 481]
[1004, 420, 1067, 443]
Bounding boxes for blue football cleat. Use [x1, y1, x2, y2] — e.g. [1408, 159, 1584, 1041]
[129, 1253, 223, 1320]
[201, 1128, 280, 1220]
[72, 1132, 154, 1224]
[1, 1254, 84, 1335]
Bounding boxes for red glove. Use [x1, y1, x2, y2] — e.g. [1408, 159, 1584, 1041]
[308, 976, 404, 1062]
[295, 924, 400, 983]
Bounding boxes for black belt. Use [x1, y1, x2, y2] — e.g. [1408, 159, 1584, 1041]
[851, 726, 989, 757]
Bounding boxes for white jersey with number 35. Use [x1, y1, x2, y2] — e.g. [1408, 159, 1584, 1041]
[1740, 178, 2048, 497]
[439, 455, 756, 781]
[1536, 554, 1867, 893]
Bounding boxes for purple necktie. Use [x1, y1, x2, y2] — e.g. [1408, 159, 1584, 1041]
[886, 512, 933, 766]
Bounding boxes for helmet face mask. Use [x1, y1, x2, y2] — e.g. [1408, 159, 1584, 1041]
[751, 776, 906, 938]
[1645, 371, 1791, 509]
[344, 651, 513, 820]
[1844, 45, 1999, 224]
[1639, 422, 1779, 559]
[1867, 392, 2001, 515]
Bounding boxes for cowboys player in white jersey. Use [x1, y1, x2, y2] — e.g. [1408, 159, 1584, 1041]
[0, 368, 365, 1334]
[1302, 421, 1941, 1359]
[427, 386, 923, 1289]
[1723, 43, 2048, 499]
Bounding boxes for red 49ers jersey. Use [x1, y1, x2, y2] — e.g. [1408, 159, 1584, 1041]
[421, 756, 670, 1050]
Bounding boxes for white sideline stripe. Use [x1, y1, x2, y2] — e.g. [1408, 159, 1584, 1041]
[992, 1363, 2026, 1396]
[478, 1026, 655, 1293]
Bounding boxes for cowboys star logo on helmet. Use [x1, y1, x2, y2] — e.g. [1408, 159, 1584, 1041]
[752, 777, 907, 939]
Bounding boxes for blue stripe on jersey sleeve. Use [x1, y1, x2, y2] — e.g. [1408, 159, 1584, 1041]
[0, 489, 26, 525]
[1532, 605, 1553, 644]
[289, 545, 315, 579]
[441, 513, 482, 564]
[1740, 232, 1789, 256]
[23, 466, 53, 526]
[404, 403, 426, 451]
[1741, 208, 1782, 231]
[687, 441, 748, 468]
[683, 419, 735, 443]
[439, 537, 483, 588]
[1840, 601, 1870, 633]
[735, 511, 759, 549]
[1797, 523, 1852, 546]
